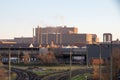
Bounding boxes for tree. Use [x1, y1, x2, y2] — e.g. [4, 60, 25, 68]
[37, 48, 58, 64]
[92, 65, 99, 80]
[0, 54, 3, 65]
[101, 47, 120, 80]
[22, 52, 30, 64]
[0, 68, 8, 80]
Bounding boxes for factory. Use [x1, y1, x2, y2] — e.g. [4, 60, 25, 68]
[0, 26, 120, 65]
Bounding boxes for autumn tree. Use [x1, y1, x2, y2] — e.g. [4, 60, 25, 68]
[101, 47, 120, 80]
[92, 65, 99, 80]
[22, 52, 30, 64]
[0, 68, 8, 80]
[38, 48, 58, 64]
[0, 54, 3, 65]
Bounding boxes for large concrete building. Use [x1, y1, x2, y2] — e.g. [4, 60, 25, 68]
[34, 26, 99, 45]
[0, 26, 99, 46]
[35, 26, 78, 34]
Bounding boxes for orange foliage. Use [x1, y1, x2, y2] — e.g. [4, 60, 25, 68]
[0, 68, 7, 80]
[90, 58, 104, 65]
[92, 65, 99, 80]
[99, 47, 120, 80]
[38, 50, 58, 64]
[22, 52, 30, 64]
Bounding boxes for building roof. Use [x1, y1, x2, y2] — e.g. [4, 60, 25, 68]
[0, 43, 39, 48]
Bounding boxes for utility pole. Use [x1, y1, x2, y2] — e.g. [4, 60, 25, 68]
[86, 46, 89, 68]
[99, 44, 102, 80]
[8, 47, 11, 80]
[18, 47, 21, 63]
[110, 42, 113, 80]
[70, 48, 72, 80]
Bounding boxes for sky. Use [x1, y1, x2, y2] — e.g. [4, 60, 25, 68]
[0, 0, 120, 41]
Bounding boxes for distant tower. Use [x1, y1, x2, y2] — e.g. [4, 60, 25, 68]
[103, 33, 112, 43]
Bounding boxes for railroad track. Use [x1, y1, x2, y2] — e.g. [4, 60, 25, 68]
[11, 68, 28, 80]
[40, 68, 92, 80]
[11, 67, 92, 80]
[57, 69, 89, 80]
[58, 68, 93, 80]
[11, 68, 39, 80]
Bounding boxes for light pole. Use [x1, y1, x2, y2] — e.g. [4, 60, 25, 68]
[70, 48, 72, 80]
[17, 47, 21, 64]
[99, 44, 102, 80]
[86, 46, 89, 68]
[110, 42, 113, 80]
[85, 76, 87, 80]
[8, 45, 13, 80]
[8, 47, 11, 80]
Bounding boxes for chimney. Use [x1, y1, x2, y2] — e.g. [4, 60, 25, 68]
[46, 28, 48, 44]
[33, 28, 34, 44]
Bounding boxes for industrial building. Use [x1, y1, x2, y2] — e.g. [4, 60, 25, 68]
[0, 26, 99, 45]
[14, 37, 33, 44]
[0, 42, 120, 65]
[34, 26, 99, 45]
[0, 26, 118, 65]
[0, 44, 87, 64]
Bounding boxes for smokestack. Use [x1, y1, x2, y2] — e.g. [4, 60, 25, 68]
[56, 29, 58, 44]
[40, 27, 42, 45]
[46, 28, 48, 44]
[33, 28, 34, 44]
[37, 26, 40, 44]
[60, 31, 62, 45]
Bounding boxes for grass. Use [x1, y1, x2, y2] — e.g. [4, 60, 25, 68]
[0, 67, 17, 80]
[71, 73, 91, 80]
[12, 64, 87, 71]
[9, 64, 90, 77]
[71, 75, 86, 80]
[32, 65, 87, 76]
[38, 65, 86, 70]
[11, 72, 17, 80]
[33, 66, 70, 76]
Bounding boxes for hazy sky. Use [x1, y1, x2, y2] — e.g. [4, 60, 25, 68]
[0, 0, 120, 41]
